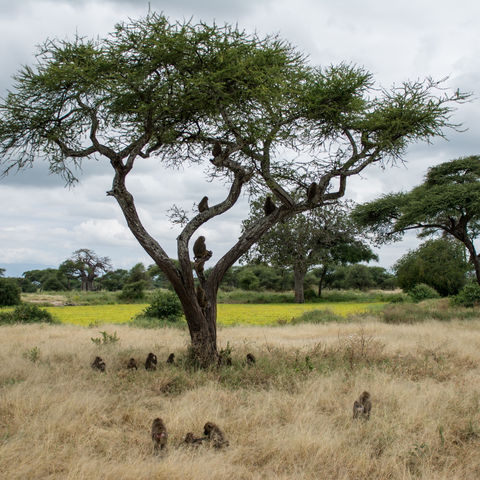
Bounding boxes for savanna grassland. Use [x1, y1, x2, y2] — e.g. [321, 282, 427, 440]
[1, 314, 480, 479]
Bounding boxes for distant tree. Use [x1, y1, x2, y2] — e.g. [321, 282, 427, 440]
[0, 13, 465, 363]
[127, 263, 151, 287]
[0, 268, 5, 277]
[67, 249, 112, 291]
[97, 268, 129, 291]
[353, 156, 480, 285]
[22, 268, 68, 291]
[244, 200, 376, 302]
[58, 259, 81, 290]
[394, 238, 469, 296]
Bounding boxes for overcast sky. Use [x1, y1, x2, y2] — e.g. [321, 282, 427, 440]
[1, 0, 479, 277]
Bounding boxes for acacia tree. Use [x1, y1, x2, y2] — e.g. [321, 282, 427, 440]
[0, 14, 466, 364]
[63, 249, 112, 291]
[352, 156, 480, 284]
[243, 200, 377, 302]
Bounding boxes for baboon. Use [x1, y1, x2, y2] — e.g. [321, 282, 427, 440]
[204, 422, 229, 448]
[127, 358, 138, 370]
[145, 353, 158, 371]
[263, 196, 276, 216]
[198, 196, 209, 212]
[307, 181, 318, 203]
[246, 353, 256, 365]
[353, 391, 371, 419]
[166, 353, 175, 364]
[193, 236, 207, 260]
[183, 432, 206, 447]
[196, 285, 207, 309]
[91, 356, 106, 372]
[212, 141, 222, 158]
[151, 417, 168, 453]
[352, 400, 364, 419]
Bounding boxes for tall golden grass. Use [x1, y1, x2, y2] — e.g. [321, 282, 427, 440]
[1, 319, 480, 479]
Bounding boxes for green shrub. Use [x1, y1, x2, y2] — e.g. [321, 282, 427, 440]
[303, 289, 317, 301]
[0, 304, 57, 324]
[408, 283, 440, 302]
[453, 282, 480, 307]
[290, 309, 345, 324]
[118, 280, 145, 302]
[142, 290, 183, 321]
[0, 278, 21, 306]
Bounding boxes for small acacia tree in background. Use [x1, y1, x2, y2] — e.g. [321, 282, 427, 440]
[353, 156, 480, 284]
[243, 200, 376, 302]
[0, 13, 466, 364]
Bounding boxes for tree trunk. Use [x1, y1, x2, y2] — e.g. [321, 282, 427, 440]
[293, 265, 306, 303]
[317, 266, 327, 297]
[176, 287, 219, 367]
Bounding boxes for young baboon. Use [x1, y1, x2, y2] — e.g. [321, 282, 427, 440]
[151, 417, 168, 453]
[91, 356, 106, 372]
[145, 353, 158, 371]
[246, 353, 256, 365]
[212, 141, 222, 158]
[263, 196, 276, 216]
[352, 400, 364, 419]
[307, 181, 318, 203]
[353, 391, 372, 419]
[166, 353, 175, 364]
[183, 432, 206, 447]
[127, 358, 138, 370]
[204, 421, 229, 448]
[198, 196, 209, 212]
[196, 284, 207, 309]
[193, 236, 207, 260]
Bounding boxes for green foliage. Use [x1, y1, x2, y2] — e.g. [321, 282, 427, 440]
[408, 283, 440, 302]
[97, 269, 129, 291]
[118, 281, 146, 302]
[91, 331, 119, 345]
[23, 346, 41, 363]
[394, 238, 468, 296]
[0, 278, 21, 306]
[141, 290, 183, 321]
[453, 282, 480, 307]
[290, 309, 344, 324]
[0, 304, 56, 324]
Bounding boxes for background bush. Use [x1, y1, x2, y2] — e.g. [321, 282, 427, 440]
[117, 280, 146, 302]
[453, 282, 480, 307]
[0, 278, 21, 306]
[0, 304, 57, 324]
[141, 290, 182, 321]
[408, 283, 440, 302]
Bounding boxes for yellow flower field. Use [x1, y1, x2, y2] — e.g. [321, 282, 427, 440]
[23, 302, 385, 326]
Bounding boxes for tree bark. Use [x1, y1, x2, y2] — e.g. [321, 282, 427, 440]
[293, 265, 306, 303]
[317, 266, 327, 297]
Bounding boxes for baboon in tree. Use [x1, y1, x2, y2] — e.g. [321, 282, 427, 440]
[166, 353, 175, 364]
[198, 196, 209, 212]
[127, 358, 138, 370]
[145, 352, 158, 371]
[151, 417, 168, 453]
[353, 391, 372, 419]
[307, 181, 318, 203]
[263, 196, 276, 216]
[193, 236, 207, 260]
[204, 422, 229, 448]
[212, 141, 222, 158]
[196, 284, 207, 309]
[246, 353, 256, 365]
[91, 356, 106, 372]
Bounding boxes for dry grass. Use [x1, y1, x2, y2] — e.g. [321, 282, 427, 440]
[1, 319, 480, 479]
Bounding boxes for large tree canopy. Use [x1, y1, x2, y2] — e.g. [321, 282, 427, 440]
[0, 13, 466, 364]
[352, 156, 480, 284]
